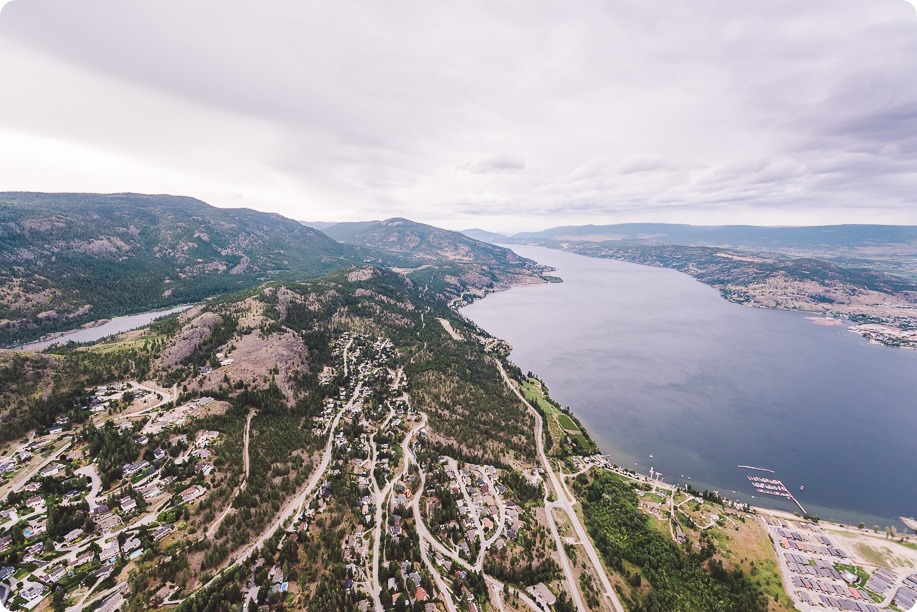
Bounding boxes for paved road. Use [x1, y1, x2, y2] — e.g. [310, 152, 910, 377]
[402, 412, 463, 612]
[368, 407, 397, 612]
[11, 438, 73, 494]
[116, 381, 175, 420]
[497, 360, 626, 612]
[763, 517, 821, 612]
[450, 457, 486, 564]
[75, 464, 102, 511]
[370, 412, 427, 611]
[407, 421, 542, 612]
[67, 581, 126, 612]
[477, 469, 507, 569]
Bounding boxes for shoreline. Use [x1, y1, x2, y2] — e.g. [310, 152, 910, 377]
[470, 253, 915, 535]
[522, 241, 917, 351]
[10, 304, 195, 352]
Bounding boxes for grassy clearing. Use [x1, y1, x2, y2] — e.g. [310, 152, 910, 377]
[708, 516, 797, 612]
[835, 563, 870, 586]
[556, 413, 580, 432]
[521, 378, 559, 415]
[849, 540, 912, 569]
[522, 376, 598, 455]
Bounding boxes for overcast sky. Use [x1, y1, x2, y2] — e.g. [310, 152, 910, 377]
[1, 0, 917, 232]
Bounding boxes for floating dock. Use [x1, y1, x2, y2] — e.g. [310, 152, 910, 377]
[746, 475, 807, 515]
[738, 465, 775, 473]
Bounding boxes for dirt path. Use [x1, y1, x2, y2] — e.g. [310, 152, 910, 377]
[206, 410, 254, 539]
[198, 384, 359, 594]
[243, 410, 253, 481]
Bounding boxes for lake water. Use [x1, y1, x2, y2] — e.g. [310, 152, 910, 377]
[462, 245, 917, 529]
[17, 305, 193, 351]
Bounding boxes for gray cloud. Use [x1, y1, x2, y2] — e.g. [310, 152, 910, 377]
[0, 0, 916, 231]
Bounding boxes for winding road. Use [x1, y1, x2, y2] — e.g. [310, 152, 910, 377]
[198, 381, 361, 594]
[497, 360, 625, 612]
[407, 421, 544, 612]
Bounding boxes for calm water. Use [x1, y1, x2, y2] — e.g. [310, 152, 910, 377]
[462, 245, 917, 529]
[17, 305, 193, 351]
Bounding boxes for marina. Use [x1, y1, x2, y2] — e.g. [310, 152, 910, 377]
[747, 475, 807, 515]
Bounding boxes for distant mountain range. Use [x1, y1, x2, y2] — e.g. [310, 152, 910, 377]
[466, 222, 917, 248]
[464, 222, 917, 348]
[0, 193, 545, 346]
[6, 194, 915, 348]
[463, 223, 917, 279]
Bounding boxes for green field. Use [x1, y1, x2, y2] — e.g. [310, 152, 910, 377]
[522, 377, 598, 456]
[522, 379, 559, 415]
[556, 413, 579, 432]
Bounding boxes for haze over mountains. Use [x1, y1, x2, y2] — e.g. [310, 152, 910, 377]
[465, 222, 917, 284]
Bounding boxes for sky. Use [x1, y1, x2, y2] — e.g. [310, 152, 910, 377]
[1, 1, 917, 233]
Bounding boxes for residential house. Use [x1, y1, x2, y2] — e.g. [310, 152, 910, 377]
[20, 584, 47, 601]
[179, 485, 206, 504]
[44, 564, 67, 583]
[152, 523, 174, 541]
[98, 514, 123, 532]
[100, 542, 119, 562]
[528, 583, 557, 607]
[25, 495, 44, 509]
[120, 496, 137, 513]
[123, 460, 150, 476]
[63, 528, 84, 543]
[24, 519, 47, 539]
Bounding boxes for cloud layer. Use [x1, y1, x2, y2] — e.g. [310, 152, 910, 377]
[1, 0, 916, 231]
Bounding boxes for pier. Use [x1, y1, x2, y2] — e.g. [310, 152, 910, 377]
[746, 475, 807, 515]
[738, 465, 775, 473]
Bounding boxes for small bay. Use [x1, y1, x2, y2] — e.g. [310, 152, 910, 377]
[16, 305, 193, 352]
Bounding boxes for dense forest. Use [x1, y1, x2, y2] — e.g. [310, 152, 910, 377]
[575, 471, 768, 612]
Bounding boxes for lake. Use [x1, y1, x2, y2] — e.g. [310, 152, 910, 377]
[462, 245, 917, 529]
[16, 305, 194, 352]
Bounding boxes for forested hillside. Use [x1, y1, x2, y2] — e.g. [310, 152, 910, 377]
[0, 193, 363, 346]
[321, 217, 552, 305]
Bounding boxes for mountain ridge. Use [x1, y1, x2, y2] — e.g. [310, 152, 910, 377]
[0, 193, 549, 346]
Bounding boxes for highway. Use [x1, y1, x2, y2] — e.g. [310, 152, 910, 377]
[497, 360, 625, 612]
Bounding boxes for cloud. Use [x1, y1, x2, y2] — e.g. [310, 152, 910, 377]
[456, 155, 527, 174]
[0, 0, 916, 232]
